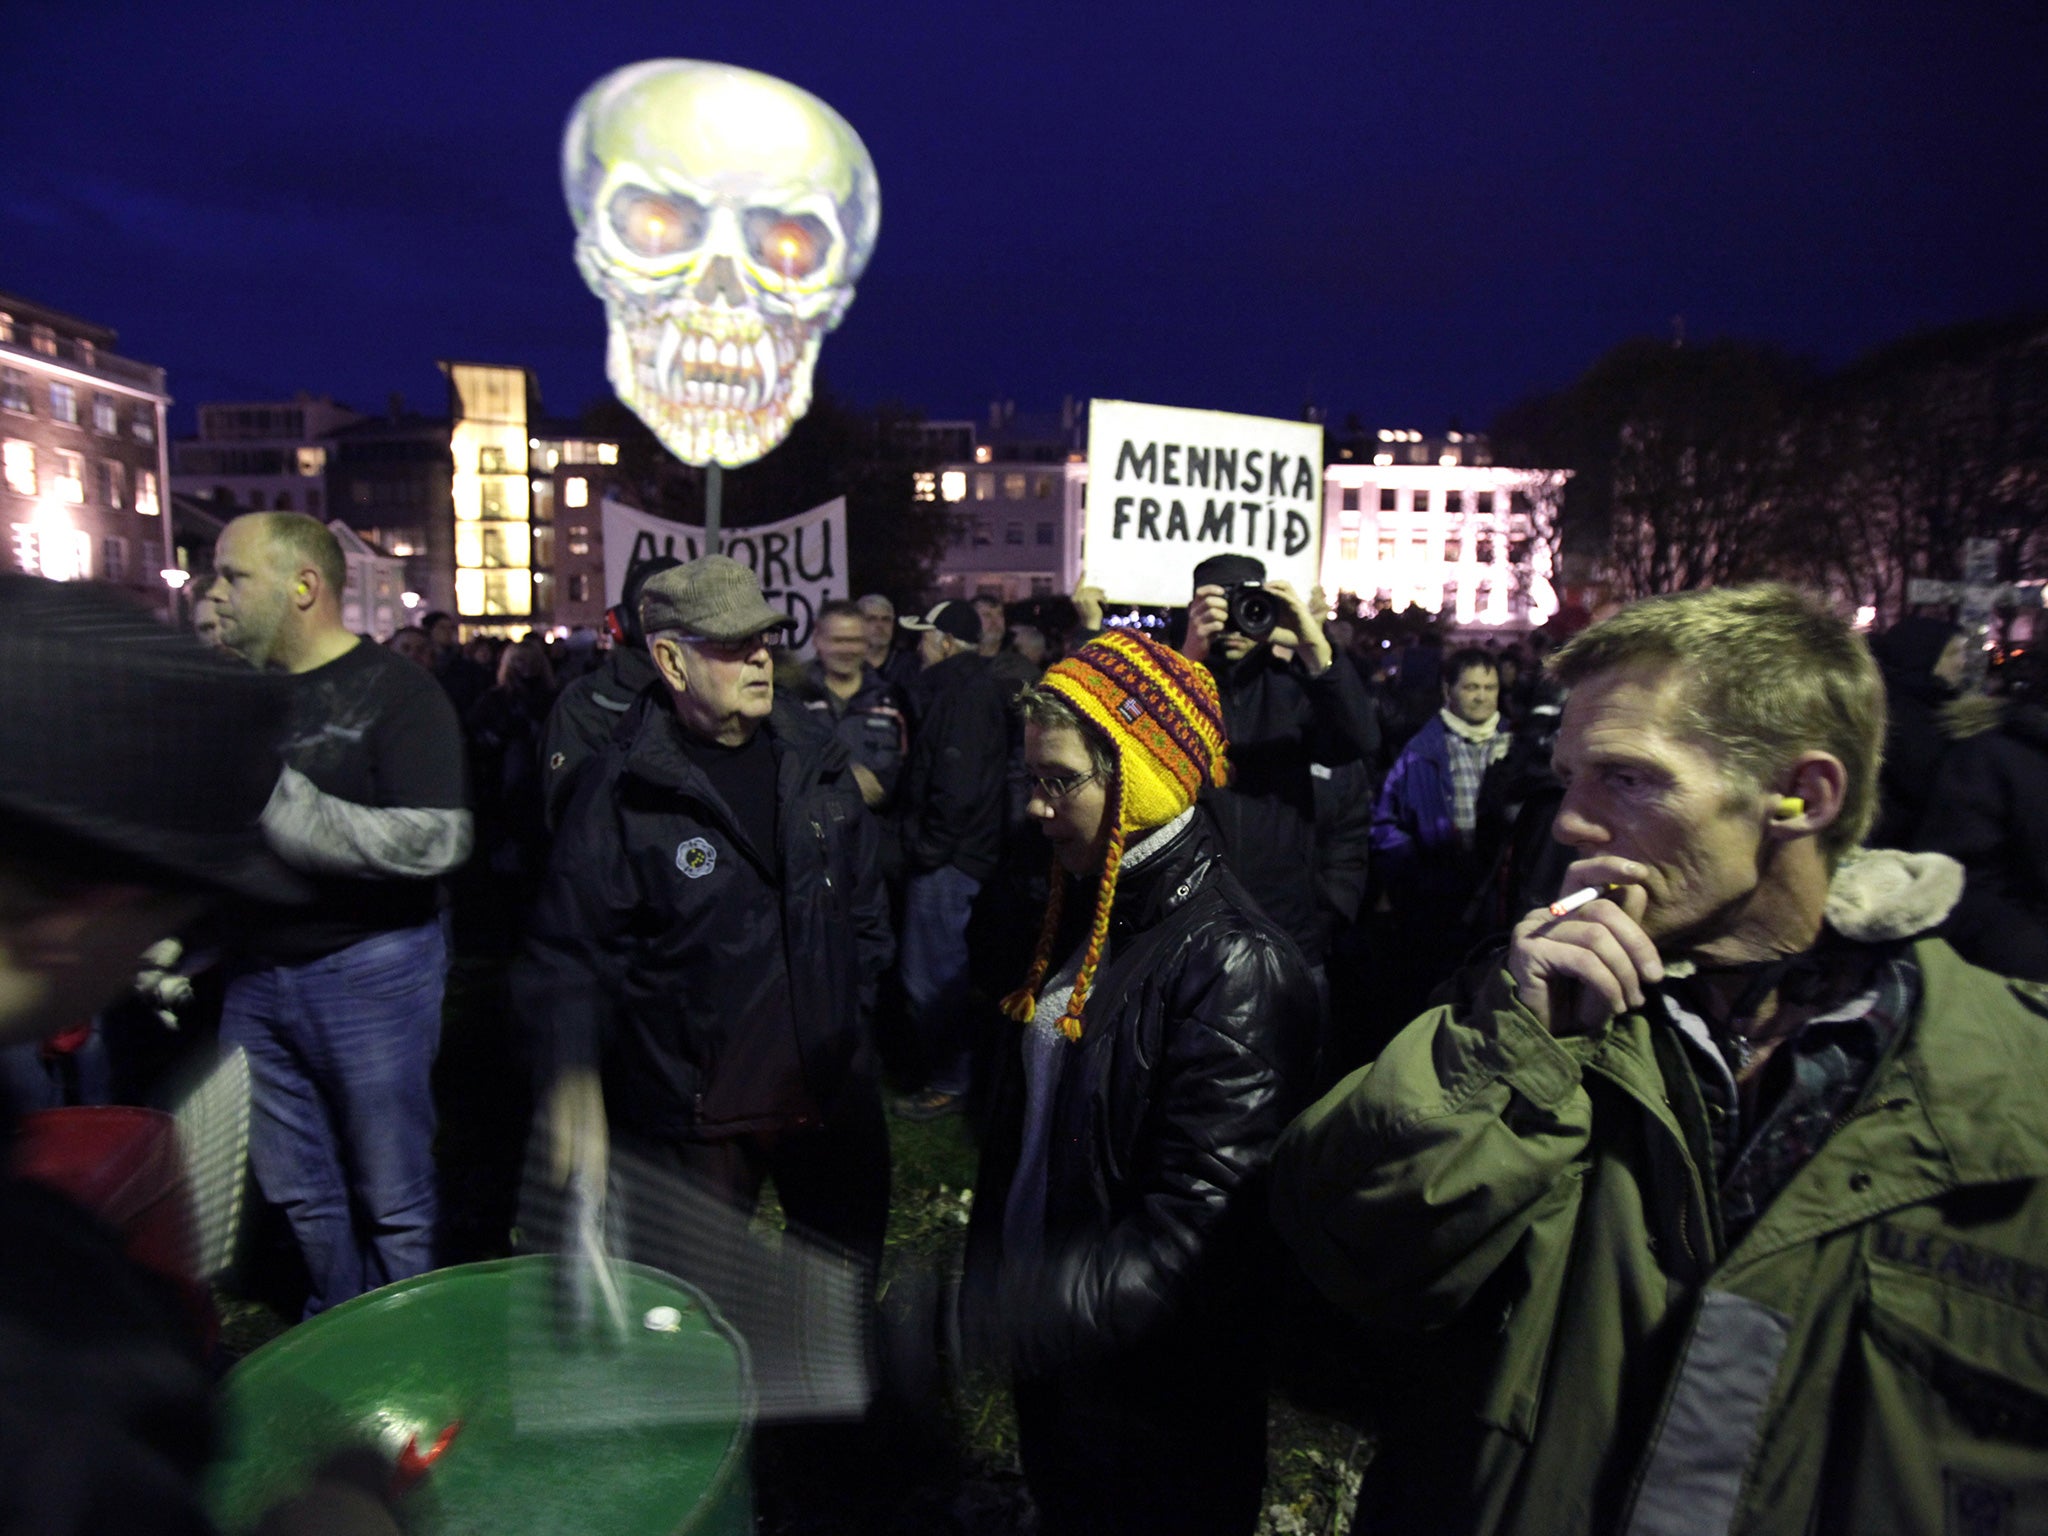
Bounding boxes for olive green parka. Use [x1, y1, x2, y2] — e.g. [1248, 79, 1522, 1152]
[1273, 854, 2048, 1536]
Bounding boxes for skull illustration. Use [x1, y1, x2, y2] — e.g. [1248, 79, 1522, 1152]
[562, 61, 880, 468]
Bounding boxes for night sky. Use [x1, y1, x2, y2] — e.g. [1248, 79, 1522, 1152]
[4, 0, 2042, 438]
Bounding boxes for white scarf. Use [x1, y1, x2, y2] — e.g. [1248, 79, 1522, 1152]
[1439, 707, 1502, 744]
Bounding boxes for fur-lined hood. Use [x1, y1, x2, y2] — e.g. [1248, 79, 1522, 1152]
[1824, 847, 1964, 942]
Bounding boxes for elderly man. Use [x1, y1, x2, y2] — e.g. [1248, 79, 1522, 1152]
[958, 631, 1316, 1535]
[208, 512, 469, 1313]
[518, 555, 893, 1264]
[1273, 584, 2048, 1536]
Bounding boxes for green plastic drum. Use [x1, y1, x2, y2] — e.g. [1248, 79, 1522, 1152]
[206, 1256, 753, 1535]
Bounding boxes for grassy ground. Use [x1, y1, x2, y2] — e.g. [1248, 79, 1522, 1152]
[213, 1086, 1373, 1533]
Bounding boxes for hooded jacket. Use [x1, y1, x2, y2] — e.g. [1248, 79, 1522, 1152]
[898, 648, 1008, 881]
[1272, 849, 2048, 1536]
[1916, 694, 2048, 980]
[514, 696, 892, 1141]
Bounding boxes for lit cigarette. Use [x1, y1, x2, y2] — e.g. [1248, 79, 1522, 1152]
[1548, 883, 1623, 919]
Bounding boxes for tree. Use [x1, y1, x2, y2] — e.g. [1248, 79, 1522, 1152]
[1790, 314, 2048, 626]
[1493, 338, 1811, 602]
[577, 381, 957, 603]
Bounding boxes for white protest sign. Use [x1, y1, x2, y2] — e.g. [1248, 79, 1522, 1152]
[601, 495, 847, 650]
[1084, 400, 1323, 606]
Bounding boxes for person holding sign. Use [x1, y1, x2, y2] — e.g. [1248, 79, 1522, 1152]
[1180, 554, 1378, 990]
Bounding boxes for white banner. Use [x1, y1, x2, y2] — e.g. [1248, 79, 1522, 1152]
[1083, 399, 1323, 606]
[601, 496, 848, 651]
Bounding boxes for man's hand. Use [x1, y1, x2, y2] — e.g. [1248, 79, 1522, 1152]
[1265, 580, 1333, 675]
[1072, 584, 1105, 632]
[850, 762, 887, 809]
[1181, 584, 1230, 665]
[547, 1067, 609, 1191]
[1507, 859, 1664, 1034]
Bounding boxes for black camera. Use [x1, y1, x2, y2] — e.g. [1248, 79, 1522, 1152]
[1223, 581, 1279, 641]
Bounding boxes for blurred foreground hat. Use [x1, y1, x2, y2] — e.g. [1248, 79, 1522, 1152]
[0, 575, 305, 903]
[1002, 631, 1231, 1040]
[897, 600, 980, 644]
[638, 555, 795, 643]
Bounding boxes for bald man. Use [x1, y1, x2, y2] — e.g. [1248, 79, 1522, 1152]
[208, 512, 470, 1313]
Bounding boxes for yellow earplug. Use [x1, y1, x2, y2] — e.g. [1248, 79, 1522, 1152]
[1777, 796, 1806, 817]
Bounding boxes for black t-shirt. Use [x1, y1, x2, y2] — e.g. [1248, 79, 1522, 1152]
[254, 639, 468, 962]
[678, 727, 778, 875]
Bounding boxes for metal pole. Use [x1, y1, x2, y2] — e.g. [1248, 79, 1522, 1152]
[704, 464, 722, 556]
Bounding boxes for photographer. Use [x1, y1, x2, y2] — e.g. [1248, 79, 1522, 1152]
[1180, 554, 1378, 979]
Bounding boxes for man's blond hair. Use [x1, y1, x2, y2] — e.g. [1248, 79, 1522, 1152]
[1549, 584, 1884, 861]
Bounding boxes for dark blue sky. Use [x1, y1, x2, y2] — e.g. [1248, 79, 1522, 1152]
[4, 0, 2041, 437]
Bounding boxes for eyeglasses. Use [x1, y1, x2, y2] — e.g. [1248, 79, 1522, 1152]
[664, 631, 777, 662]
[1026, 768, 1101, 803]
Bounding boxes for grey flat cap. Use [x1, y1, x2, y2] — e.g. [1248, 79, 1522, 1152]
[638, 555, 796, 643]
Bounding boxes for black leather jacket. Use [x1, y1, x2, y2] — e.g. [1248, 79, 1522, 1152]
[514, 696, 892, 1141]
[963, 814, 1317, 1376]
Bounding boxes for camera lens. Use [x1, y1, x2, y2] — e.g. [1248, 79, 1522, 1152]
[1230, 587, 1277, 641]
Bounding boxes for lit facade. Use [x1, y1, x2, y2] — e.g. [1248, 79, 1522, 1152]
[528, 427, 621, 632]
[929, 457, 1087, 601]
[1321, 431, 1567, 632]
[0, 289, 172, 606]
[444, 363, 535, 625]
[329, 521, 409, 640]
[171, 394, 361, 519]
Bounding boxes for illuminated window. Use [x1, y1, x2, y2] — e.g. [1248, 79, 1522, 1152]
[531, 481, 554, 522]
[0, 370, 27, 414]
[568, 540, 591, 556]
[1002, 472, 1027, 500]
[565, 477, 589, 509]
[29, 326, 56, 357]
[297, 446, 326, 476]
[973, 472, 994, 501]
[479, 445, 508, 474]
[974, 445, 992, 464]
[480, 481, 507, 518]
[2, 441, 33, 496]
[1377, 535, 1396, 561]
[1340, 534, 1359, 561]
[597, 442, 618, 465]
[940, 470, 967, 502]
[135, 470, 159, 516]
[913, 471, 936, 502]
[49, 383, 77, 425]
[1379, 488, 1397, 511]
[132, 411, 156, 444]
[52, 450, 84, 503]
[92, 395, 117, 434]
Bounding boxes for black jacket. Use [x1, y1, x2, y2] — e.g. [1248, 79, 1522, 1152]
[1916, 696, 2048, 980]
[1202, 648, 1380, 963]
[514, 697, 893, 1141]
[540, 645, 663, 830]
[899, 650, 1008, 881]
[964, 815, 1317, 1375]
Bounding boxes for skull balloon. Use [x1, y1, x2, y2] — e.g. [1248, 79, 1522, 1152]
[562, 61, 880, 468]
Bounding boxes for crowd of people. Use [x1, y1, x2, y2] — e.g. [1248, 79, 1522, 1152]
[4, 508, 2048, 1534]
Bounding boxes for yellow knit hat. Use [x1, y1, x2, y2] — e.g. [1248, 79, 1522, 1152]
[1000, 631, 1231, 1039]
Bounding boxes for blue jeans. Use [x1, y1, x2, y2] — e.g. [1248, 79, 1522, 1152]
[899, 865, 982, 1096]
[222, 922, 444, 1315]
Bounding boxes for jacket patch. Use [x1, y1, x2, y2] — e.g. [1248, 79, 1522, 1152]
[676, 836, 718, 879]
[1874, 1222, 2048, 1317]
[1947, 1471, 2013, 1536]
[1117, 696, 1145, 723]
